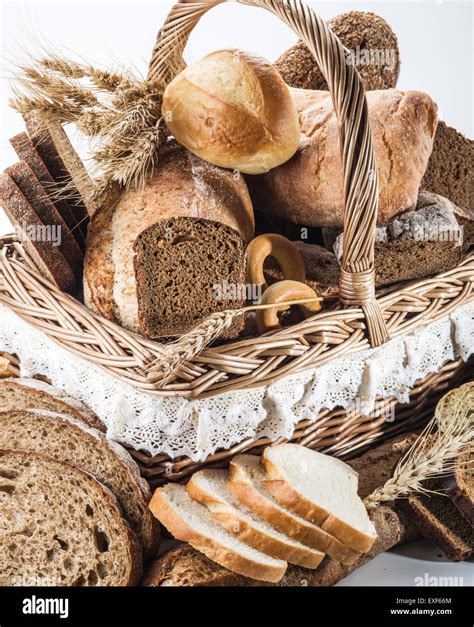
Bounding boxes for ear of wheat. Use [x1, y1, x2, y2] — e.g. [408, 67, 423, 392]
[10, 54, 172, 202]
[364, 383, 473, 509]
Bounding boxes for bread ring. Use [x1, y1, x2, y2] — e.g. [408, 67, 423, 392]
[257, 280, 321, 334]
[246, 234, 306, 290]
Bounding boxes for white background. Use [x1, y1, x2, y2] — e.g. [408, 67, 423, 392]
[0, 0, 473, 585]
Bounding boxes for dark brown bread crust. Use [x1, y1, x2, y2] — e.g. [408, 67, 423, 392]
[442, 445, 473, 526]
[0, 173, 76, 293]
[421, 121, 474, 212]
[275, 12, 400, 91]
[24, 112, 89, 237]
[9, 132, 86, 249]
[134, 217, 246, 338]
[5, 161, 83, 281]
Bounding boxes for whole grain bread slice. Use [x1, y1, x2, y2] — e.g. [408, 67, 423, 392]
[228, 454, 361, 564]
[0, 409, 158, 559]
[0, 449, 142, 586]
[0, 377, 104, 431]
[9, 132, 85, 249]
[401, 478, 474, 562]
[5, 161, 83, 280]
[187, 469, 325, 568]
[149, 483, 287, 583]
[24, 112, 91, 231]
[442, 444, 473, 526]
[261, 444, 377, 553]
[0, 173, 76, 292]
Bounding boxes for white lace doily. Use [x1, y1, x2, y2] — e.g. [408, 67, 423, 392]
[0, 301, 473, 461]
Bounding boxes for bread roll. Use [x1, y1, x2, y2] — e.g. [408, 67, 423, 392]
[248, 88, 438, 228]
[84, 147, 254, 338]
[162, 49, 300, 175]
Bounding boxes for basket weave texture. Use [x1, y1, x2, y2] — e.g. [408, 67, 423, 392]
[0, 1, 473, 482]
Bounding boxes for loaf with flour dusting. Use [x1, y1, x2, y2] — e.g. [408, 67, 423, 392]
[248, 88, 438, 228]
[84, 147, 254, 338]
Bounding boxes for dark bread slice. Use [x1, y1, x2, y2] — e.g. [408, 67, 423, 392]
[9, 132, 86, 249]
[0, 449, 142, 586]
[0, 173, 76, 293]
[5, 161, 83, 281]
[0, 377, 104, 431]
[24, 112, 90, 235]
[401, 478, 474, 561]
[421, 121, 473, 212]
[442, 444, 473, 526]
[133, 217, 246, 338]
[0, 410, 159, 559]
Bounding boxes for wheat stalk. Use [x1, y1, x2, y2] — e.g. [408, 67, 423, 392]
[364, 384, 473, 509]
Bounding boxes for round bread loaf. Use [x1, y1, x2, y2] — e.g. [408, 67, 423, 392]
[162, 49, 300, 174]
[275, 11, 400, 91]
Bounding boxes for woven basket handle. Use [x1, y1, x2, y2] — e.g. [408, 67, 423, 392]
[148, 0, 389, 347]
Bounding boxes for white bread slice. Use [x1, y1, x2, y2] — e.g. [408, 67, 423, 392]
[228, 454, 361, 564]
[0, 410, 158, 558]
[261, 444, 377, 552]
[187, 469, 325, 568]
[149, 484, 287, 583]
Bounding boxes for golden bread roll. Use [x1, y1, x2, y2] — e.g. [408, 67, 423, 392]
[162, 49, 300, 174]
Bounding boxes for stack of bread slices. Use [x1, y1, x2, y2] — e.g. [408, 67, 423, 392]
[150, 443, 378, 583]
[0, 378, 159, 586]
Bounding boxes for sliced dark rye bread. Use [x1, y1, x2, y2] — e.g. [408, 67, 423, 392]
[0, 377, 104, 431]
[9, 132, 86, 249]
[442, 444, 473, 526]
[24, 112, 90, 233]
[401, 478, 474, 561]
[133, 217, 246, 338]
[0, 173, 76, 293]
[5, 161, 83, 281]
[0, 449, 142, 586]
[421, 120, 473, 212]
[0, 409, 159, 559]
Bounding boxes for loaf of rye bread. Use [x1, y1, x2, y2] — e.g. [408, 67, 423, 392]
[332, 191, 463, 286]
[275, 12, 400, 91]
[247, 88, 438, 228]
[9, 132, 86, 249]
[421, 121, 473, 213]
[84, 147, 254, 338]
[0, 173, 76, 293]
[5, 161, 83, 282]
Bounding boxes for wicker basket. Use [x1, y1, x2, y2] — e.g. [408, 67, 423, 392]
[1, 0, 473, 483]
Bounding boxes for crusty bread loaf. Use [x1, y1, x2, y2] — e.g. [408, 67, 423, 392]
[248, 88, 438, 228]
[261, 444, 377, 553]
[0, 377, 104, 431]
[0, 173, 76, 292]
[187, 469, 325, 568]
[5, 161, 83, 281]
[0, 449, 142, 586]
[9, 132, 85, 249]
[84, 147, 254, 337]
[0, 409, 158, 558]
[162, 49, 299, 174]
[275, 12, 400, 91]
[149, 483, 287, 582]
[442, 444, 473, 526]
[228, 455, 361, 565]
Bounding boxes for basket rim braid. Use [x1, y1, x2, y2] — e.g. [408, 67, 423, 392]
[0, 0, 473, 399]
